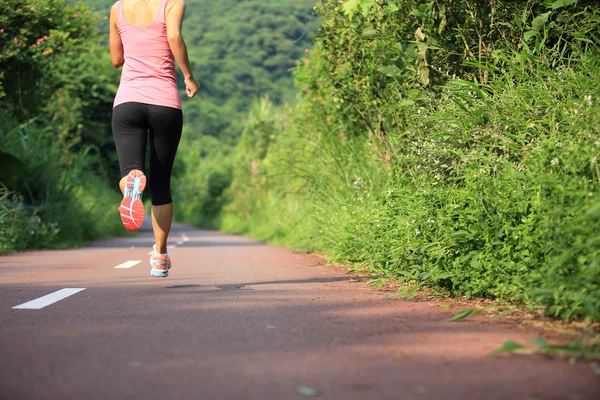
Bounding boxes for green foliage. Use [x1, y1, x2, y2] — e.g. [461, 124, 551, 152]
[223, 0, 600, 322]
[489, 338, 600, 364]
[0, 0, 125, 251]
[0, 115, 124, 251]
[172, 0, 319, 225]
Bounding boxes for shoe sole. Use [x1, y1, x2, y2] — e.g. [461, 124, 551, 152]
[118, 169, 146, 231]
[150, 268, 169, 277]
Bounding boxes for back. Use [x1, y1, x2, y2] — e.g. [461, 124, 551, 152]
[121, 0, 164, 27]
[114, 0, 182, 110]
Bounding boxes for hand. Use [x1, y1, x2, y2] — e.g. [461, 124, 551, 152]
[184, 77, 200, 98]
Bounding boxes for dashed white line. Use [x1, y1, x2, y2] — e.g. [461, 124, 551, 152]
[114, 260, 141, 269]
[13, 288, 86, 310]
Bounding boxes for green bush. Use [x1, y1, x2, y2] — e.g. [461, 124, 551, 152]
[0, 117, 124, 251]
[223, 0, 600, 321]
[0, 0, 126, 251]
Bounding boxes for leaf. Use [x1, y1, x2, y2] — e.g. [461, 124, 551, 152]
[342, 0, 361, 19]
[530, 337, 548, 347]
[450, 230, 471, 237]
[362, 29, 377, 38]
[532, 12, 551, 30]
[545, 0, 577, 10]
[342, 0, 374, 20]
[448, 308, 472, 322]
[418, 271, 432, 280]
[410, 2, 433, 18]
[385, 3, 399, 14]
[488, 340, 525, 356]
[403, 285, 420, 299]
[434, 272, 453, 280]
[297, 386, 320, 397]
[360, 0, 375, 17]
[378, 65, 402, 77]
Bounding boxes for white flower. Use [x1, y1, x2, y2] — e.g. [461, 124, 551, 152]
[586, 95, 593, 107]
[551, 158, 559, 166]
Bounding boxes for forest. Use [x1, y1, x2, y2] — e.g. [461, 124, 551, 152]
[1, 0, 599, 323]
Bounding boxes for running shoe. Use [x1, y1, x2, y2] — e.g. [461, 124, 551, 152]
[150, 245, 171, 277]
[118, 169, 146, 231]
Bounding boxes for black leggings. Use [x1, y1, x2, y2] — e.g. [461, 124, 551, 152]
[112, 102, 183, 206]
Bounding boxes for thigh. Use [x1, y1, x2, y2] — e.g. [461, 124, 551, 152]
[147, 105, 183, 173]
[112, 102, 148, 177]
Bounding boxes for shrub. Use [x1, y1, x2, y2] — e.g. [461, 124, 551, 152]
[222, 0, 600, 321]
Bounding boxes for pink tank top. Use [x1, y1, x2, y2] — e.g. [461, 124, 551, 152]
[113, 0, 182, 110]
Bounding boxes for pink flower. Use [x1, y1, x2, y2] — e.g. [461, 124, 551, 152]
[0, 29, 4, 33]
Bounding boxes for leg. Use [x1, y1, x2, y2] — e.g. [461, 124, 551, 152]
[147, 105, 183, 254]
[151, 203, 173, 254]
[112, 103, 149, 230]
[112, 102, 148, 183]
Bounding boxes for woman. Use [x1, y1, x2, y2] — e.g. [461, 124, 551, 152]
[109, 0, 200, 277]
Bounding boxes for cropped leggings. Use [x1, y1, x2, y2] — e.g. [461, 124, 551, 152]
[112, 102, 182, 206]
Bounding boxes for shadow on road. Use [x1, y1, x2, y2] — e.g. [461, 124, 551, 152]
[166, 277, 354, 291]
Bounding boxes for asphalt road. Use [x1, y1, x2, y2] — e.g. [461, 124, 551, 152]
[1, 221, 598, 400]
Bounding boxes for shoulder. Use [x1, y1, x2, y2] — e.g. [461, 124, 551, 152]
[110, 1, 120, 22]
[110, 1, 120, 16]
[166, 0, 186, 13]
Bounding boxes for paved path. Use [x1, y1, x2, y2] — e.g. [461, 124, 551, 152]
[1, 222, 598, 400]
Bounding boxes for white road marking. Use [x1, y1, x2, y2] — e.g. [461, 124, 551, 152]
[13, 288, 86, 310]
[114, 260, 141, 269]
[167, 245, 176, 250]
[182, 234, 190, 242]
[176, 241, 184, 245]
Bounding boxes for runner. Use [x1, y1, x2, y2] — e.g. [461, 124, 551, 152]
[109, 0, 200, 277]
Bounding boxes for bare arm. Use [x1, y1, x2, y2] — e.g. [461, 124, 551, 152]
[166, 0, 200, 98]
[109, 2, 124, 68]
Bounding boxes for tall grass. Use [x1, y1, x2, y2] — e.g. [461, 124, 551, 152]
[0, 116, 125, 253]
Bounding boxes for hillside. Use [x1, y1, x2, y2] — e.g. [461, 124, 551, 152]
[84, 0, 319, 142]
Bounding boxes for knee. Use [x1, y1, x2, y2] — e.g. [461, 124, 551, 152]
[150, 183, 172, 205]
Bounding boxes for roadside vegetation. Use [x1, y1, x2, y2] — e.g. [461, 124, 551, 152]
[0, 0, 124, 252]
[221, 0, 600, 323]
